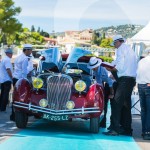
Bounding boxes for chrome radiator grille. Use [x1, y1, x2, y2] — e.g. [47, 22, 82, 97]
[47, 74, 73, 110]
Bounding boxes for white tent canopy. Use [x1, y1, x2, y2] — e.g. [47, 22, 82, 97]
[131, 22, 150, 44]
[129, 22, 150, 59]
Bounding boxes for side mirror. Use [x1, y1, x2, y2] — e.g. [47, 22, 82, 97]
[39, 56, 45, 61]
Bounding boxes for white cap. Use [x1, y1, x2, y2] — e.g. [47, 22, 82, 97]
[23, 44, 32, 49]
[87, 57, 102, 69]
[111, 35, 125, 46]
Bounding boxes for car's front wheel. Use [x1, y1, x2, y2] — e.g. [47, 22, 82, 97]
[90, 117, 100, 133]
[15, 111, 28, 129]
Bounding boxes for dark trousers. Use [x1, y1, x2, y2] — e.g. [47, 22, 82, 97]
[13, 78, 18, 87]
[10, 78, 18, 120]
[100, 82, 118, 125]
[111, 77, 135, 133]
[0, 81, 11, 111]
[138, 84, 150, 134]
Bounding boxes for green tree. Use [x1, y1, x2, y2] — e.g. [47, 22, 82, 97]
[91, 31, 101, 46]
[50, 35, 57, 39]
[40, 29, 44, 36]
[42, 31, 49, 37]
[37, 27, 40, 33]
[31, 25, 35, 32]
[17, 27, 44, 45]
[102, 32, 105, 39]
[1, 34, 7, 44]
[31, 32, 44, 43]
[99, 56, 113, 62]
[40, 29, 49, 37]
[100, 38, 113, 48]
[0, 0, 22, 44]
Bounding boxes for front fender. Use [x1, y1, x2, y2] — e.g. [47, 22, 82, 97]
[13, 78, 32, 103]
[95, 84, 104, 112]
[86, 84, 104, 117]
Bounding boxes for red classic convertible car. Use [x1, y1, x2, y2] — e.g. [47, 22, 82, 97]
[13, 47, 104, 133]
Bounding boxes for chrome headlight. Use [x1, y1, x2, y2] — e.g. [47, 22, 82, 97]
[39, 99, 48, 108]
[66, 101, 75, 110]
[75, 80, 86, 92]
[32, 78, 43, 89]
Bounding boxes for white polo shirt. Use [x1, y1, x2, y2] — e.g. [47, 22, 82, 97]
[136, 55, 150, 84]
[27, 59, 34, 74]
[111, 43, 137, 78]
[0, 56, 13, 83]
[13, 53, 28, 79]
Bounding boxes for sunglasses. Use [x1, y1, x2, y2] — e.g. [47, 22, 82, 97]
[24, 48, 32, 51]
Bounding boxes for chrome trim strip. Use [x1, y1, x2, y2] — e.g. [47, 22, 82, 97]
[13, 101, 101, 115]
[29, 103, 31, 110]
[82, 107, 84, 114]
[14, 101, 100, 112]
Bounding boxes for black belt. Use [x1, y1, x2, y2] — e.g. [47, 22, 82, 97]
[119, 76, 135, 80]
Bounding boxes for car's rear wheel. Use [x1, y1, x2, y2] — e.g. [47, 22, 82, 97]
[15, 111, 28, 129]
[90, 117, 100, 133]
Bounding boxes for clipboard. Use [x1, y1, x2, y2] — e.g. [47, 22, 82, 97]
[101, 62, 115, 69]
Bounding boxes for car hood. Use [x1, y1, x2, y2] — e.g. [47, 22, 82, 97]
[38, 47, 63, 72]
[65, 48, 92, 65]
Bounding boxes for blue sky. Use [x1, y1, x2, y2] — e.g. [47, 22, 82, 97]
[13, 0, 150, 33]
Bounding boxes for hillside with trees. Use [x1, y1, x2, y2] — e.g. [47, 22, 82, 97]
[95, 24, 143, 39]
[91, 24, 143, 47]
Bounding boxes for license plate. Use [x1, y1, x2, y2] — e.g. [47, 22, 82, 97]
[43, 114, 69, 121]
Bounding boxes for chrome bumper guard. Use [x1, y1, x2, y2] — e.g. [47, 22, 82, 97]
[13, 101, 101, 115]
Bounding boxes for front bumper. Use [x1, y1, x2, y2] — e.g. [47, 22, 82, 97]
[13, 101, 101, 115]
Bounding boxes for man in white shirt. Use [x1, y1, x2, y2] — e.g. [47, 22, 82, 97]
[27, 55, 34, 82]
[103, 35, 137, 136]
[13, 44, 33, 85]
[136, 48, 150, 140]
[0, 48, 13, 112]
[10, 44, 32, 120]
